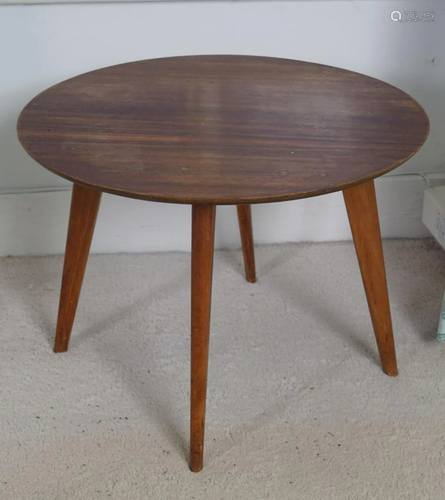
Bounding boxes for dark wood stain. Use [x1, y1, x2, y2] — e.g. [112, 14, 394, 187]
[17, 55, 429, 205]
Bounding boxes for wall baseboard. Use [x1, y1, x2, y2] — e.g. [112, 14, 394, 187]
[0, 175, 443, 257]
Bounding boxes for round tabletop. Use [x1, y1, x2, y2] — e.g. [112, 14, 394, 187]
[17, 55, 429, 205]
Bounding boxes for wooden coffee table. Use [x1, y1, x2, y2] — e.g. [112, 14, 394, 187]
[17, 55, 429, 472]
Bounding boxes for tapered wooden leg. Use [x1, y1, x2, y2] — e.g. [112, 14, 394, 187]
[190, 204, 216, 472]
[53, 184, 102, 353]
[237, 204, 256, 283]
[343, 180, 398, 376]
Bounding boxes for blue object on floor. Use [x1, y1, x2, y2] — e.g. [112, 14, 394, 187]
[437, 291, 445, 342]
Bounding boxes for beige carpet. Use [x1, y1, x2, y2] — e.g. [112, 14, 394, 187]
[1, 240, 445, 500]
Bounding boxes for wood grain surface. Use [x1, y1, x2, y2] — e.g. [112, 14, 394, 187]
[237, 204, 256, 283]
[343, 180, 398, 376]
[190, 204, 216, 472]
[54, 184, 101, 353]
[17, 55, 429, 204]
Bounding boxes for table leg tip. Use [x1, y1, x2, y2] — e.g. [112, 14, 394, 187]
[383, 366, 398, 377]
[189, 463, 203, 473]
[53, 343, 69, 353]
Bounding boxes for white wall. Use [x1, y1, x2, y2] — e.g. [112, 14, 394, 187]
[0, 0, 444, 255]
